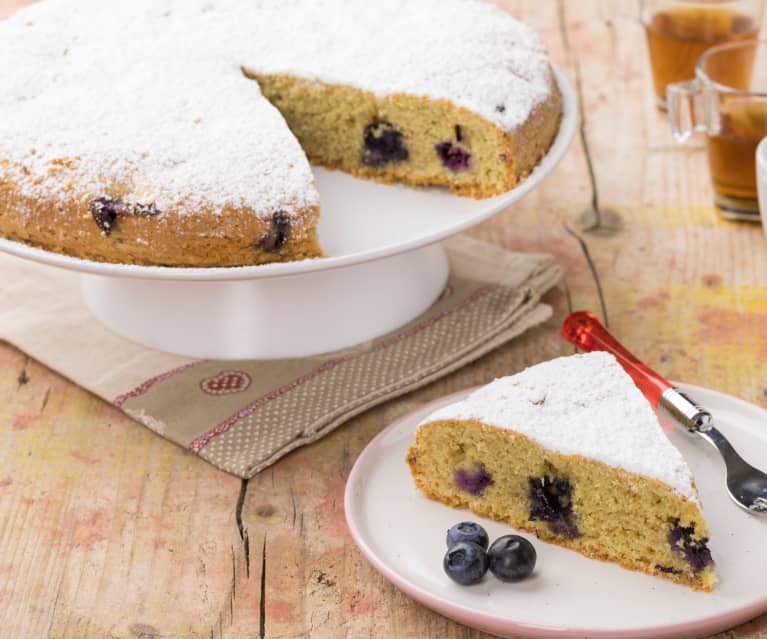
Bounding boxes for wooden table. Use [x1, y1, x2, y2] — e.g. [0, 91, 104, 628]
[2, 1, 766, 637]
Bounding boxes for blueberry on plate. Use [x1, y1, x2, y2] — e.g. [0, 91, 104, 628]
[487, 535, 537, 582]
[446, 521, 490, 550]
[443, 541, 489, 585]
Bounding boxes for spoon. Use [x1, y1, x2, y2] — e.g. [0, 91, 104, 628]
[561, 311, 767, 515]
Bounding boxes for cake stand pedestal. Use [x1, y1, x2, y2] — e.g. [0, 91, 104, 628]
[80, 243, 449, 360]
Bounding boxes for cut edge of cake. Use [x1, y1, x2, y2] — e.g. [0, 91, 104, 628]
[245, 71, 562, 200]
[406, 352, 717, 591]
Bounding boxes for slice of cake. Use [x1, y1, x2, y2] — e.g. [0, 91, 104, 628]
[407, 352, 716, 591]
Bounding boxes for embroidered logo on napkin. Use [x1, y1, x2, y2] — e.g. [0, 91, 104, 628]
[200, 371, 252, 395]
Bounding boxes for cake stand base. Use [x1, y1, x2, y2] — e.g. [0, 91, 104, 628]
[80, 244, 450, 360]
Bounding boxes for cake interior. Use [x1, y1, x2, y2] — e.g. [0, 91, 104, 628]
[245, 71, 561, 199]
[407, 419, 716, 591]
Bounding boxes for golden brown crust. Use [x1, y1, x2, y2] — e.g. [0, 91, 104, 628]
[0, 164, 322, 267]
[407, 418, 716, 592]
[507, 79, 563, 185]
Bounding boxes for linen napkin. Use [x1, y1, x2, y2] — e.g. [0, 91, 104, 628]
[0, 236, 562, 477]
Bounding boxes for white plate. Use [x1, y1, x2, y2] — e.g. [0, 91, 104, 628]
[0, 66, 576, 281]
[344, 383, 767, 639]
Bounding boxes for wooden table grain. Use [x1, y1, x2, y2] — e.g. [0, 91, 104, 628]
[2, 1, 767, 637]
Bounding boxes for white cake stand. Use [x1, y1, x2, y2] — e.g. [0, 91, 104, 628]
[0, 68, 577, 360]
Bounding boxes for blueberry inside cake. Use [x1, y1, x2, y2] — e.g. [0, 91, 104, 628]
[407, 352, 717, 591]
[0, 0, 560, 267]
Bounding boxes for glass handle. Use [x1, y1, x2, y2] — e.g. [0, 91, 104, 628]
[667, 79, 708, 142]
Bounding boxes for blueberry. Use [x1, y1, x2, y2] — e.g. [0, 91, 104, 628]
[667, 519, 714, 573]
[454, 464, 493, 496]
[361, 120, 409, 167]
[88, 196, 160, 236]
[435, 141, 471, 172]
[256, 210, 291, 252]
[443, 541, 489, 585]
[89, 197, 129, 235]
[528, 475, 581, 539]
[487, 535, 537, 582]
[446, 522, 489, 550]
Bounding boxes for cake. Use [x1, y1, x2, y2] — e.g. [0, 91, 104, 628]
[0, 0, 561, 267]
[407, 352, 717, 591]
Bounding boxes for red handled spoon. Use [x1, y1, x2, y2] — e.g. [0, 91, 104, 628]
[562, 311, 767, 515]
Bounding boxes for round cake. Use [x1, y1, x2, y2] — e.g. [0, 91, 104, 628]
[0, 0, 561, 267]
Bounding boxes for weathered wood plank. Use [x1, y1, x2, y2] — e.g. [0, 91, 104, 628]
[550, 5, 767, 639]
[0, 341, 245, 638]
[564, 0, 767, 404]
[0, 0, 35, 18]
[2, 0, 767, 637]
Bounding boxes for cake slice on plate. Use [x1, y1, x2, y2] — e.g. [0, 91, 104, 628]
[407, 352, 716, 591]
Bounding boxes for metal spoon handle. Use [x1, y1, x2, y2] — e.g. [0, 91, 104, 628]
[561, 311, 712, 432]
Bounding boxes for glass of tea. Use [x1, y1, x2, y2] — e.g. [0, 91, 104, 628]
[642, 0, 763, 110]
[668, 39, 767, 220]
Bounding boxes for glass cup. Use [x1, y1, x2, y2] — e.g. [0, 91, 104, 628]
[642, 0, 764, 109]
[757, 136, 767, 233]
[668, 39, 767, 221]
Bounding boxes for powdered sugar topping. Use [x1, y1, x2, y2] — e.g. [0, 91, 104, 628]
[0, 0, 555, 217]
[422, 352, 699, 502]
[236, 0, 554, 130]
[0, 0, 318, 219]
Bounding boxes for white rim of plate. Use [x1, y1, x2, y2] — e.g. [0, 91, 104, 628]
[0, 65, 577, 282]
[344, 383, 767, 639]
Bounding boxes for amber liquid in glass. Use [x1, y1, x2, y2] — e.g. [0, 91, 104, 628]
[645, 6, 759, 103]
[707, 100, 767, 210]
